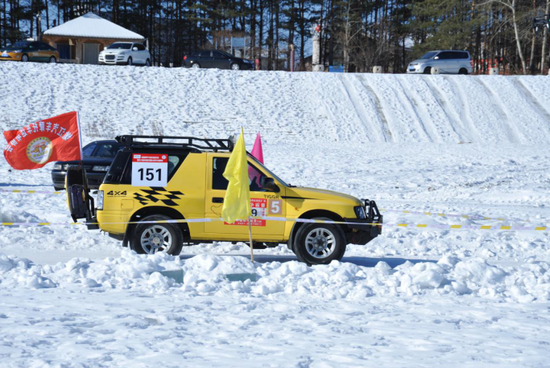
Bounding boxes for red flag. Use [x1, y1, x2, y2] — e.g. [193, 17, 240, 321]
[3, 111, 82, 170]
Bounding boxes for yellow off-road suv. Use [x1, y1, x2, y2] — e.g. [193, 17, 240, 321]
[68, 135, 382, 265]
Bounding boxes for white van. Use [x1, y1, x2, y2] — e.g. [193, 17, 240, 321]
[407, 50, 472, 75]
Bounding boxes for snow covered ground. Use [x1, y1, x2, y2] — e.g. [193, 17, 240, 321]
[1, 63, 550, 367]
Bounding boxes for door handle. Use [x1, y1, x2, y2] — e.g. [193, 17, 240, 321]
[212, 197, 224, 203]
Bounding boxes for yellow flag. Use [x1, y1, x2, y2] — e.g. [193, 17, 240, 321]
[222, 128, 251, 223]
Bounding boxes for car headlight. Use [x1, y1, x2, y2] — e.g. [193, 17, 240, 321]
[53, 163, 63, 170]
[92, 165, 109, 172]
[354, 206, 366, 219]
[97, 190, 104, 210]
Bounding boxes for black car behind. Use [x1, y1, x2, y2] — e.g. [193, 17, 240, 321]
[51, 140, 122, 190]
[183, 50, 254, 70]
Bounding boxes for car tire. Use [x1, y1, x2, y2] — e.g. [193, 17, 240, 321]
[231, 63, 240, 70]
[130, 215, 183, 255]
[191, 63, 200, 69]
[459, 68, 468, 75]
[293, 218, 346, 265]
[423, 66, 431, 74]
[54, 186, 64, 191]
[49, 56, 56, 63]
[145, 59, 151, 66]
[127, 57, 133, 66]
[21, 54, 29, 62]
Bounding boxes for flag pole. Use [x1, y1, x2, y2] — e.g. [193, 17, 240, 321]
[248, 217, 254, 262]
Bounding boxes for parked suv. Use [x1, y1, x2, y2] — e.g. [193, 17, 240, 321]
[99, 42, 151, 66]
[407, 50, 472, 74]
[51, 140, 123, 190]
[183, 50, 254, 70]
[66, 135, 382, 265]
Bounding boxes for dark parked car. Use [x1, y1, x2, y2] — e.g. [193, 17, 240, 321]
[51, 140, 123, 190]
[183, 50, 254, 70]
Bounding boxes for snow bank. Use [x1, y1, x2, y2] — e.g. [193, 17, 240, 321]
[2, 63, 550, 144]
[1, 251, 548, 303]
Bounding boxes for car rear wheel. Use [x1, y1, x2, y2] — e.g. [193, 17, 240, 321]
[423, 66, 431, 74]
[145, 59, 151, 66]
[21, 54, 29, 62]
[192, 63, 200, 69]
[127, 57, 133, 66]
[130, 215, 183, 255]
[293, 219, 346, 265]
[231, 63, 240, 70]
[49, 56, 56, 63]
[459, 68, 468, 75]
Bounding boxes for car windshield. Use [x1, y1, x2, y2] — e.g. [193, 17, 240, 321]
[10, 41, 30, 48]
[95, 143, 123, 158]
[248, 154, 288, 187]
[419, 51, 438, 59]
[107, 43, 132, 50]
[217, 50, 232, 58]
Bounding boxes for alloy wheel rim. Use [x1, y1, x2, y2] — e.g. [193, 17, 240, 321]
[305, 228, 336, 259]
[140, 225, 172, 254]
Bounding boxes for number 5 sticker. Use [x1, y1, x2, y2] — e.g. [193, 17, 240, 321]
[268, 199, 282, 215]
[132, 153, 168, 187]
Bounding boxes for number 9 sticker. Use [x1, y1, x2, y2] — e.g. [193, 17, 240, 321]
[132, 153, 168, 187]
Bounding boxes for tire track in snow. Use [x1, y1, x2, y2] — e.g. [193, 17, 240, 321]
[356, 76, 396, 142]
[444, 77, 483, 143]
[339, 74, 388, 142]
[474, 78, 523, 143]
[398, 76, 462, 143]
[422, 77, 470, 142]
[512, 78, 550, 123]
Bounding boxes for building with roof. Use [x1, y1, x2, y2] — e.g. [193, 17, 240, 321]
[42, 12, 145, 64]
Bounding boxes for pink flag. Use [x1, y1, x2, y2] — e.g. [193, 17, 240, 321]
[251, 132, 264, 164]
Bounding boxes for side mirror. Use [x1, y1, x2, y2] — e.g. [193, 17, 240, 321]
[434, 56, 439, 60]
[132, 47, 138, 51]
[262, 177, 280, 193]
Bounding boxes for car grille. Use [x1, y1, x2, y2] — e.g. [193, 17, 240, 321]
[105, 55, 115, 60]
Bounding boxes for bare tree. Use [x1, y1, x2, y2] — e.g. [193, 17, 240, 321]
[542, 0, 550, 73]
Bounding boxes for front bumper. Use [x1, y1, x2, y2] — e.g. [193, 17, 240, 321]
[51, 170, 107, 190]
[344, 200, 383, 245]
[0, 52, 22, 61]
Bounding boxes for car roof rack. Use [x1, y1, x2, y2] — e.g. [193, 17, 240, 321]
[115, 135, 234, 152]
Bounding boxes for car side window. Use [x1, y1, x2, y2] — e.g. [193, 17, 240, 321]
[82, 143, 97, 157]
[136, 44, 145, 51]
[438, 52, 451, 60]
[213, 51, 226, 59]
[200, 51, 211, 58]
[461, 52, 469, 59]
[212, 157, 267, 191]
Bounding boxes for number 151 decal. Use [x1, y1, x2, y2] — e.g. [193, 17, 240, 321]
[131, 153, 168, 187]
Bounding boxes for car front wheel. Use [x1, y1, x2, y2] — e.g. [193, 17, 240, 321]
[127, 57, 133, 66]
[423, 66, 431, 74]
[129, 215, 183, 255]
[293, 219, 346, 265]
[21, 54, 29, 62]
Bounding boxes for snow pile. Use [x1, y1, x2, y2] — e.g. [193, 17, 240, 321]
[2, 251, 549, 303]
[1, 63, 550, 145]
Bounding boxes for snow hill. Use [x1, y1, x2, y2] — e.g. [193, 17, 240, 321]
[1, 63, 550, 367]
[1, 62, 550, 144]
